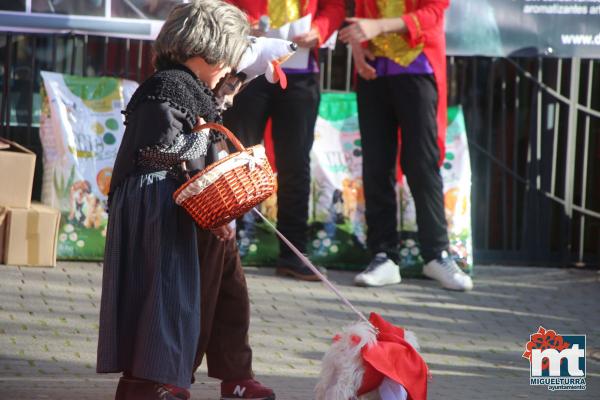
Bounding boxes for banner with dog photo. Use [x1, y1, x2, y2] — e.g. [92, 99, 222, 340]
[39, 71, 138, 260]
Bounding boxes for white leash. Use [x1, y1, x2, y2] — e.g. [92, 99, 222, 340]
[252, 208, 371, 325]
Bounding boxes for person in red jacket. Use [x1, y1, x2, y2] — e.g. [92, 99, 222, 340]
[339, 0, 473, 291]
[224, 0, 345, 281]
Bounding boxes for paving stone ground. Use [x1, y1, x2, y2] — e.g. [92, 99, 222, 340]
[0, 262, 599, 399]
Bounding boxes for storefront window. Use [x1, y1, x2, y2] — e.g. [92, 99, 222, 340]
[32, 0, 106, 16]
[0, 0, 25, 11]
[0, 32, 154, 128]
[111, 0, 184, 20]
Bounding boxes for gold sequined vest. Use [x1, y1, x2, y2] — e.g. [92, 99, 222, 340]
[268, 0, 304, 28]
[370, 0, 424, 66]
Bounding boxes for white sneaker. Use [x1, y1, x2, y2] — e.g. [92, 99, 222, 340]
[423, 252, 473, 291]
[354, 253, 401, 287]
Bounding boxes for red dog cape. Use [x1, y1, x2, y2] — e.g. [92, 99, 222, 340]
[316, 313, 428, 400]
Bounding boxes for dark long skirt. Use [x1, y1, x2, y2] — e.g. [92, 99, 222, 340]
[97, 171, 201, 389]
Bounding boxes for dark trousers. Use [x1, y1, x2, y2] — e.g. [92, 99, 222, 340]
[357, 74, 449, 263]
[224, 74, 320, 259]
[192, 230, 253, 381]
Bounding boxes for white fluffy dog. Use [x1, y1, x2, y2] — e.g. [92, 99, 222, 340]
[315, 321, 420, 400]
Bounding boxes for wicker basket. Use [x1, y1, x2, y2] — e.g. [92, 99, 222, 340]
[173, 122, 277, 229]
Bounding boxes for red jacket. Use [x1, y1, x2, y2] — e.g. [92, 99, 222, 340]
[356, 0, 449, 163]
[228, 0, 345, 46]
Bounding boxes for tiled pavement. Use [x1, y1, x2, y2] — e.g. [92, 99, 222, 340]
[0, 262, 598, 399]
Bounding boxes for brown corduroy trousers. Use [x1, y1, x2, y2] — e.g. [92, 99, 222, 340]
[192, 229, 254, 382]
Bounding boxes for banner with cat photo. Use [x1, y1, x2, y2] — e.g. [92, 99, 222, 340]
[39, 71, 138, 260]
[239, 93, 473, 275]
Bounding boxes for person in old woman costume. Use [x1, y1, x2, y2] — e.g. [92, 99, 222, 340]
[96, 1, 275, 399]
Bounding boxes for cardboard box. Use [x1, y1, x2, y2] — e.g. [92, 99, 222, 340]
[3, 203, 61, 267]
[0, 137, 36, 208]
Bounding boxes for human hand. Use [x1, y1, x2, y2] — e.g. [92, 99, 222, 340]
[351, 44, 377, 80]
[214, 73, 244, 111]
[339, 18, 383, 44]
[292, 26, 320, 48]
[193, 116, 207, 130]
[210, 224, 235, 241]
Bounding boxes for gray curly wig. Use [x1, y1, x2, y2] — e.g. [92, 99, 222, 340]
[153, 0, 250, 70]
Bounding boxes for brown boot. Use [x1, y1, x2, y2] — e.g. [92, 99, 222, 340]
[276, 255, 326, 282]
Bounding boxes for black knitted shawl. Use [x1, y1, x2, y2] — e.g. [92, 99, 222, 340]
[109, 64, 224, 195]
[123, 64, 222, 127]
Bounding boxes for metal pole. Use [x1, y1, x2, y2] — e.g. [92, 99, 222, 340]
[136, 40, 143, 83]
[103, 36, 109, 76]
[83, 35, 88, 77]
[1, 34, 12, 138]
[345, 45, 352, 92]
[319, 58, 325, 92]
[500, 62, 508, 249]
[564, 58, 581, 221]
[105, 0, 112, 18]
[326, 48, 333, 91]
[512, 64, 520, 250]
[577, 61, 594, 264]
[550, 59, 562, 195]
[125, 38, 131, 79]
[26, 36, 37, 140]
[51, 35, 57, 72]
[70, 35, 76, 75]
[483, 58, 492, 250]
[535, 61, 542, 191]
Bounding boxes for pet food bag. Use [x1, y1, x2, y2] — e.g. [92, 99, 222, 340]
[305, 92, 370, 266]
[39, 71, 138, 260]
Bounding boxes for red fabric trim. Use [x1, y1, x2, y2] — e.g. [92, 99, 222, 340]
[357, 360, 385, 395]
[311, 0, 345, 46]
[264, 118, 277, 171]
[401, 14, 422, 47]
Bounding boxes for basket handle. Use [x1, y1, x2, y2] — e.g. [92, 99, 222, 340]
[192, 121, 246, 152]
